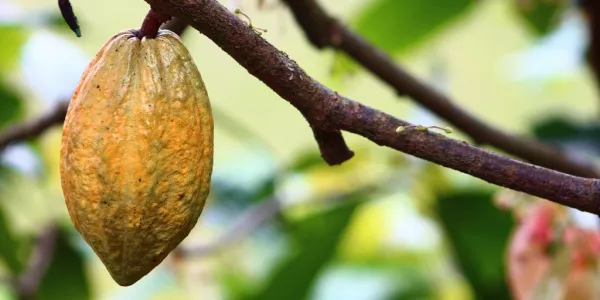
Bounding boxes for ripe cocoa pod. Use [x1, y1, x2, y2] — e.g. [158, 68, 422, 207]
[60, 29, 213, 286]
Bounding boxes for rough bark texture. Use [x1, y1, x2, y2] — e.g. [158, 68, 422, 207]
[142, 0, 600, 214]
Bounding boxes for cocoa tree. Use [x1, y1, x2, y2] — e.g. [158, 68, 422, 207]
[1, 0, 599, 299]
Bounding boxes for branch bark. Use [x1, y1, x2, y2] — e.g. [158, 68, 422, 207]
[282, 0, 600, 179]
[143, 0, 600, 214]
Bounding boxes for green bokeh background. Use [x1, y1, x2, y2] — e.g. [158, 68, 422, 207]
[1, 0, 598, 299]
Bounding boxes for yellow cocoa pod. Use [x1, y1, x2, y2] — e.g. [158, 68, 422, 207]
[60, 29, 213, 286]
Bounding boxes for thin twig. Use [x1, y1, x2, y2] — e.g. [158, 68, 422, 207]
[178, 182, 380, 257]
[177, 196, 282, 256]
[0, 102, 68, 152]
[145, 0, 600, 214]
[281, 0, 600, 179]
[15, 225, 59, 300]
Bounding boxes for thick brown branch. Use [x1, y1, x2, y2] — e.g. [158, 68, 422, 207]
[282, 0, 600, 179]
[144, 0, 600, 214]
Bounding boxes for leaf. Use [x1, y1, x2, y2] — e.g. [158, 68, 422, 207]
[211, 175, 276, 210]
[385, 269, 435, 300]
[435, 189, 513, 299]
[0, 206, 27, 274]
[531, 117, 600, 156]
[0, 80, 23, 129]
[0, 26, 28, 72]
[333, 0, 478, 75]
[288, 151, 327, 172]
[512, 0, 566, 36]
[252, 199, 362, 300]
[37, 227, 90, 300]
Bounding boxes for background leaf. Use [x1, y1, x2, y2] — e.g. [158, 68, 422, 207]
[252, 198, 363, 300]
[0, 26, 28, 71]
[0, 206, 27, 274]
[332, 0, 478, 75]
[37, 228, 90, 300]
[0, 81, 23, 129]
[435, 189, 513, 299]
[531, 117, 600, 156]
[512, 0, 566, 36]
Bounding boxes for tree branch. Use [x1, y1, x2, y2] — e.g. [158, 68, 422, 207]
[281, 0, 600, 179]
[143, 0, 600, 214]
[0, 102, 68, 151]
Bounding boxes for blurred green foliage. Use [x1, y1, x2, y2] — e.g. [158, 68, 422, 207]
[0, 207, 28, 274]
[253, 199, 362, 300]
[333, 0, 478, 76]
[37, 227, 90, 300]
[0, 81, 23, 130]
[513, 0, 566, 36]
[0, 26, 27, 72]
[436, 189, 513, 299]
[0, 0, 597, 299]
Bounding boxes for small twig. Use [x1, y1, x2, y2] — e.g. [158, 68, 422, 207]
[178, 182, 380, 257]
[234, 9, 268, 35]
[396, 124, 453, 134]
[0, 102, 68, 152]
[176, 196, 282, 256]
[15, 225, 59, 300]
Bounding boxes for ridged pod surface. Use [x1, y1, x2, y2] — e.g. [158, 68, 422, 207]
[60, 29, 213, 286]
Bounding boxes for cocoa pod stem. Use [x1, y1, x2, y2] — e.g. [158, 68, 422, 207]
[138, 10, 172, 39]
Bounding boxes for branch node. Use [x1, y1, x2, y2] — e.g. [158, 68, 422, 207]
[234, 9, 268, 35]
[396, 124, 453, 134]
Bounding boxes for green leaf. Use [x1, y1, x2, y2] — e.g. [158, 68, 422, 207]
[531, 117, 600, 155]
[252, 199, 362, 300]
[0, 26, 28, 72]
[435, 189, 513, 299]
[333, 0, 478, 75]
[386, 269, 435, 300]
[0, 206, 26, 274]
[0, 80, 23, 129]
[288, 151, 326, 172]
[37, 228, 90, 300]
[512, 0, 566, 36]
[211, 175, 276, 210]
